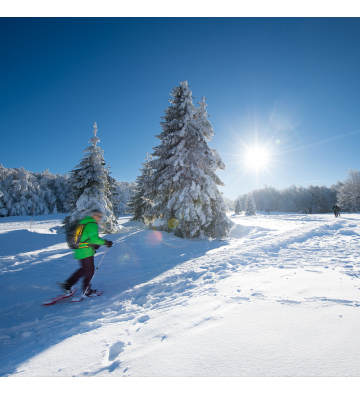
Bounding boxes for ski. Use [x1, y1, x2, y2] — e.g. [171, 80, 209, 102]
[42, 288, 77, 306]
[71, 290, 103, 303]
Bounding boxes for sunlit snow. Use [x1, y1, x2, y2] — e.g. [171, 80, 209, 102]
[1, 212, 360, 376]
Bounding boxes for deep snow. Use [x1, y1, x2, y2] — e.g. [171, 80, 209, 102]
[1, 212, 360, 376]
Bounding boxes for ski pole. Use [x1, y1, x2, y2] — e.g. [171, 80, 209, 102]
[83, 247, 109, 296]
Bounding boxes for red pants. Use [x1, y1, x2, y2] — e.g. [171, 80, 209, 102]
[66, 256, 94, 293]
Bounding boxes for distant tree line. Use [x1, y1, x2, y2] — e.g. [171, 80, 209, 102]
[0, 163, 135, 218]
[229, 169, 360, 214]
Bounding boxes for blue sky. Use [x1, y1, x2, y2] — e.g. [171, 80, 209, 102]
[1, 18, 360, 199]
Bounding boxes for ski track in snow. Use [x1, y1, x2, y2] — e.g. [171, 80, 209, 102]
[1, 213, 360, 376]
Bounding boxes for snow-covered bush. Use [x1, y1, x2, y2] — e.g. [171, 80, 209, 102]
[144, 82, 233, 238]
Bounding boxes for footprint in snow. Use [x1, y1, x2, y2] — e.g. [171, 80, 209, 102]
[251, 292, 263, 297]
[138, 314, 150, 323]
[108, 341, 125, 361]
[108, 361, 121, 372]
[230, 296, 250, 302]
[277, 299, 301, 305]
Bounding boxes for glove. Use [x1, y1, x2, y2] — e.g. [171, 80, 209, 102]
[105, 240, 113, 248]
[93, 245, 100, 250]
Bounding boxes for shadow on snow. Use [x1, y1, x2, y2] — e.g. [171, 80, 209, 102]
[0, 224, 228, 376]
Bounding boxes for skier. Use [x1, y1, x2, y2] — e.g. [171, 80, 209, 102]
[304, 208, 308, 214]
[59, 209, 113, 297]
[309, 207, 312, 214]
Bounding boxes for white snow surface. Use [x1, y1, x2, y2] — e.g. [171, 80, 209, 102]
[1, 212, 360, 376]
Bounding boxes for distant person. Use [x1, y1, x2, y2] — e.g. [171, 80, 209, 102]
[304, 208, 308, 214]
[336, 205, 341, 217]
[332, 204, 340, 218]
[59, 209, 113, 297]
[309, 207, 312, 214]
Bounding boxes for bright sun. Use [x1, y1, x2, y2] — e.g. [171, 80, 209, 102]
[245, 148, 269, 169]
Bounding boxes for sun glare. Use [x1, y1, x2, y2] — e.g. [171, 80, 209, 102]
[245, 147, 269, 169]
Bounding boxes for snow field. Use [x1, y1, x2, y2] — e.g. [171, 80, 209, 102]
[1, 212, 360, 376]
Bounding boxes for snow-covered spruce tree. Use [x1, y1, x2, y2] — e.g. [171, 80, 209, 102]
[235, 199, 242, 214]
[144, 81, 233, 238]
[245, 193, 256, 216]
[127, 153, 153, 222]
[63, 122, 118, 233]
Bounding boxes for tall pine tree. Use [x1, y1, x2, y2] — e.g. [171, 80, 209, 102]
[144, 81, 233, 238]
[64, 122, 118, 233]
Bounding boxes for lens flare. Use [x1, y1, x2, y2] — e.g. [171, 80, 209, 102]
[117, 244, 140, 267]
[145, 230, 163, 247]
[146, 226, 189, 249]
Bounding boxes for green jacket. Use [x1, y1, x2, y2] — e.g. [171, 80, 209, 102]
[74, 216, 107, 260]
